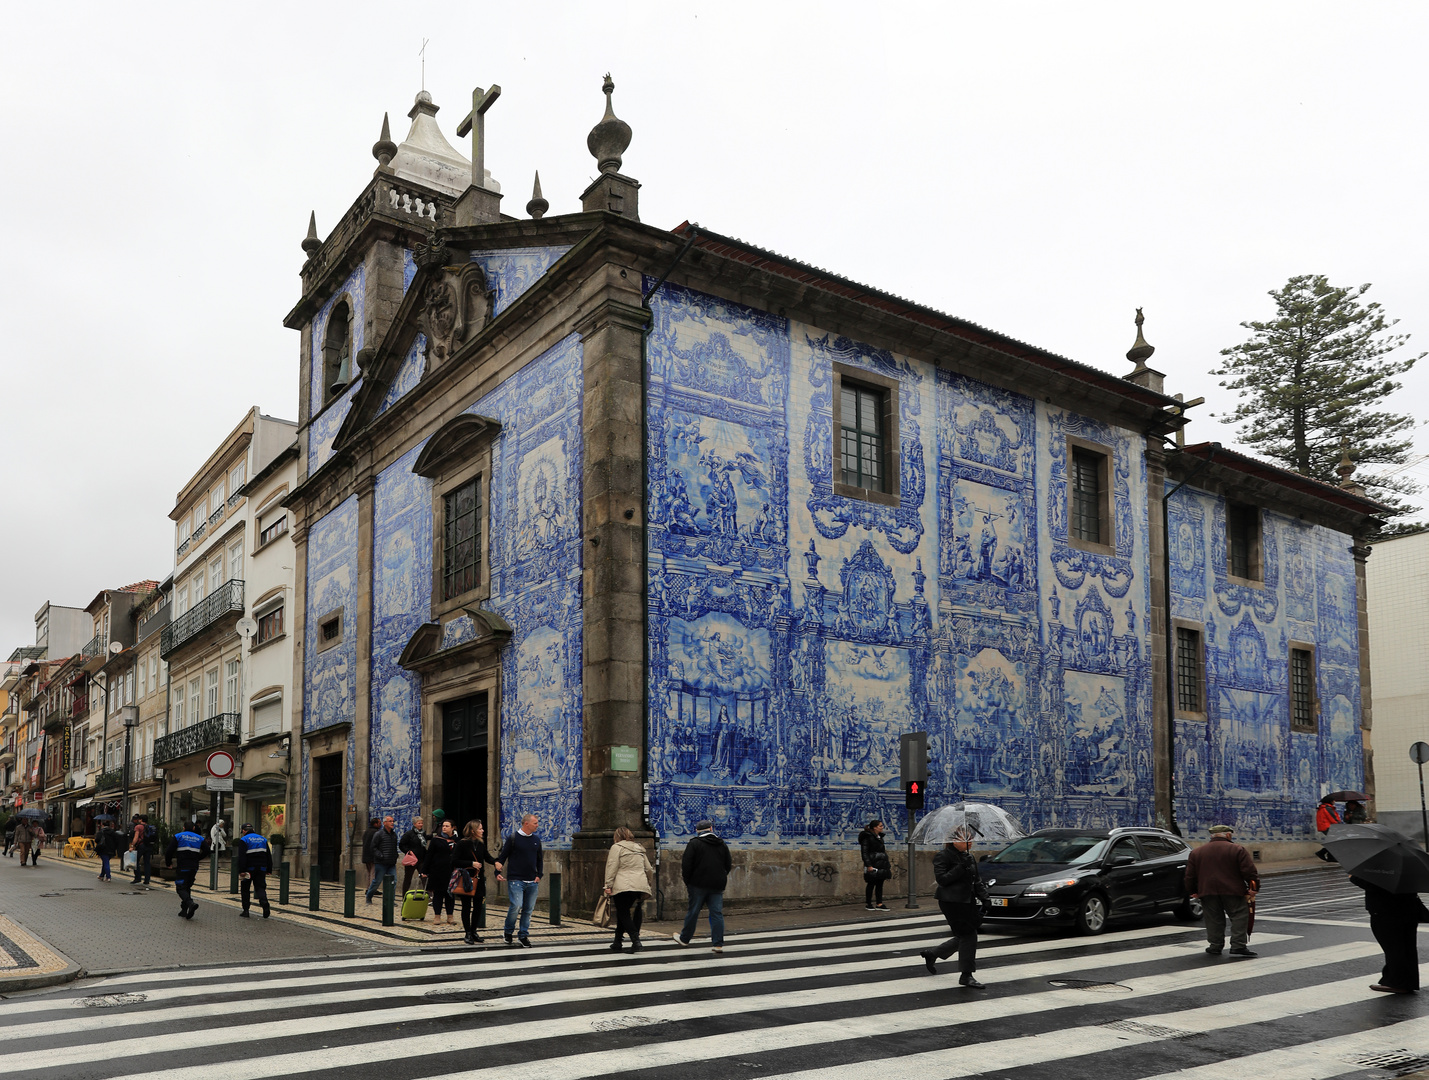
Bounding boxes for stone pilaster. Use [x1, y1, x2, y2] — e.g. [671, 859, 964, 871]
[1352, 538, 1376, 802]
[351, 473, 376, 871]
[1146, 441, 1173, 830]
[288, 516, 311, 877]
[568, 274, 650, 912]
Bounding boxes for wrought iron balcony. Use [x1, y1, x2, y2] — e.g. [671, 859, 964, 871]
[127, 754, 155, 786]
[137, 602, 170, 643]
[160, 579, 244, 659]
[153, 713, 239, 766]
[96, 768, 123, 792]
[81, 634, 108, 659]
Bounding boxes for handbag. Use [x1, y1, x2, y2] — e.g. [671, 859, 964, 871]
[400, 851, 418, 868]
[592, 892, 613, 928]
[449, 869, 475, 897]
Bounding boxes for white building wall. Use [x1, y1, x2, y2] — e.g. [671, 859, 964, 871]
[1366, 530, 1429, 839]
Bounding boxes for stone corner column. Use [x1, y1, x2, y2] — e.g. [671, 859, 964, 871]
[1351, 535, 1375, 802]
[1145, 440, 1173, 831]
[350, 471, 377, 873]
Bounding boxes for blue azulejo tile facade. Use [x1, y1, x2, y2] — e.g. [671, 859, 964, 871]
[644, 280, 1361, 846]
[1168, 489, 1365, 839]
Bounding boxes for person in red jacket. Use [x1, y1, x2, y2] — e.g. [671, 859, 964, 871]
[1316, 797, 1343, 833]
[1185, 824, 1261, 957]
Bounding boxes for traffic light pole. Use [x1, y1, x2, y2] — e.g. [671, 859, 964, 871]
[905, 806, 919, 909]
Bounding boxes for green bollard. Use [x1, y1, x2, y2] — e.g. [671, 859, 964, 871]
[229, 852, 240, 894]
[279, 861, 290, 905]
[309, 864, 321, 911]
[344, 869, 356, 918]
[548, 871, 562, 926]
[209, 847, 218, 892]
[382, 875, 395, 926]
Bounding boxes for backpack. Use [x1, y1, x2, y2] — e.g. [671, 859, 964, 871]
[144, 824, 157, 843]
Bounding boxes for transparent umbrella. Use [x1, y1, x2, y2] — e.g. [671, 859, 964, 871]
[910, 801, 1024, 845]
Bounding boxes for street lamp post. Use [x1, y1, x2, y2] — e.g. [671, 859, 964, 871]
[120, 705, 138, 821]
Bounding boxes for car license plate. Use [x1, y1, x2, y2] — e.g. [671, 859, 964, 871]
[990, 897, 1009, 907]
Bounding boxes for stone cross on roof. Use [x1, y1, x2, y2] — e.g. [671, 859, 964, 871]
[456, 84, 501, 191]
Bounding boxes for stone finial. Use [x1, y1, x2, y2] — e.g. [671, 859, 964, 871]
[301, 211, 322, 258]
[1126, 307, 1156, 366]
[372, 112, 397, 168]
[527, 171, 549, 219]
[587, 73, 632, 175]
[1337, 437, 1357, 486]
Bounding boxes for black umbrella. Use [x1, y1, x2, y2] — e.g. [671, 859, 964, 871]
[1323, 790, 1369, 802]
[14, 808, 47, 821]
[1322, 823, 1429, 894]
[92, 814, 115, 822]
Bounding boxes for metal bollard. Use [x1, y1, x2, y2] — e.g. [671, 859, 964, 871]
[344, 870, 356, 917]
[279, 861, 290, 905]
[229, 853, 240, 895]
[548, 871, 562, 926]
[382, 876, 395, 927]
[209, 848, 219, 892]
[309, 864, 321, 911]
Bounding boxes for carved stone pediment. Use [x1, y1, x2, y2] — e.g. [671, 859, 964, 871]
[417, 262, 495, 371]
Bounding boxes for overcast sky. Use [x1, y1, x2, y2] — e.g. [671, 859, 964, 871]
[2, 2, 1426, 652]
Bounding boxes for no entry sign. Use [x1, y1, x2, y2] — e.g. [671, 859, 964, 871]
[206, 750, 236, 779]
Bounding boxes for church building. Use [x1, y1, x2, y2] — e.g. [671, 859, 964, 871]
[284, 76, 1382, 906]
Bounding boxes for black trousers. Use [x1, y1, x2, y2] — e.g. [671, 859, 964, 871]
[613, 891, 644, 943]
[1371, 911, 1421, 990]
[429, 874, 453, 916]
[865, 875, 886, 905]
[131, 849, 151, 882]
[242, 872, 271, 914]
[175, 870, 197, 912]
[932, 900, 979, 974]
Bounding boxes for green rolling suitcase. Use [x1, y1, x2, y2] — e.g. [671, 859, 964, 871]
[401, 889, 429, 921]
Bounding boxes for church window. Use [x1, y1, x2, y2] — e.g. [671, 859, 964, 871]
[1290, 645, 1316, 732]
[322, 300, 353, 404]
[1227, 502, 1262, 582]
[442, 477, 482, 600]
[1066, 439, 1114, 555]
[318, 611, 343, 652]
[1174, 623, 1205, 718]
[831, 364, 900, 506]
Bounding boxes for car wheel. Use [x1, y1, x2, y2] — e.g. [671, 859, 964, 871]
[1174, 895, 1203, 921]
[1075, 892, 1109, 935]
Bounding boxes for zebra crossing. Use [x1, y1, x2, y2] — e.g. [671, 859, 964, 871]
[0, 900, 1420, 1080]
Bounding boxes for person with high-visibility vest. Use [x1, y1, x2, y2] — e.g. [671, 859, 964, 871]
[165, 823, 212, 919]
[236, 823, 273, 919]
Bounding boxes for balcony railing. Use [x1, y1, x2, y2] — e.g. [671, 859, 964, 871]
[160, 579, 244, 659]
[153, 713, 239, 766]
[96, 768, 123, 792]
[71, 695, 88, 718]
[127, 754, 155, 786]
[137, 602, 171, 643]
[81, 634, 108, 659]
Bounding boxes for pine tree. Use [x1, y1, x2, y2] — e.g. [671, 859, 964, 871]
[1213, 275, 1423, 518]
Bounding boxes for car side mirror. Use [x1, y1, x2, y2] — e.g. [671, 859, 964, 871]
[1110, 854, 1137, 867]
[977, 853, 987, 862]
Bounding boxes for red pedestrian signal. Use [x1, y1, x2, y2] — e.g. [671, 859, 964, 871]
[905, 779, 924, 810]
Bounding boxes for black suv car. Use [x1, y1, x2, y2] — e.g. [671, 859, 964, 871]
[979, 827, 1202, 935]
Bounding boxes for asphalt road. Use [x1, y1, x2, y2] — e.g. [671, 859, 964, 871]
[0, 866, 1422, 1080]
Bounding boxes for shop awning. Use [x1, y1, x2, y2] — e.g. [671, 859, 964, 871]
[74, 798, 94, 808]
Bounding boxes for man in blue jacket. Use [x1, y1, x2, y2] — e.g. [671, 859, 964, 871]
[235, 823, 273, 919]
[675, 820, 733, 955]
[164, 823, 212, 919]
[496, 813, 543, 947]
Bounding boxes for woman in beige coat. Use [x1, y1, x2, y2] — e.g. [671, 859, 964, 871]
[603, 826, 654, 952]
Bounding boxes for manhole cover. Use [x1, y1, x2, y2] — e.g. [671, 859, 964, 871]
[424, 987, 500, 1002]
[1103, 1019, 1200, 1040]
[1346, 1051, 1429, 1075]
[592, 1015, 672, 1033]
[1048, 979, 1133, 994]
[78, 993, 147, 1009]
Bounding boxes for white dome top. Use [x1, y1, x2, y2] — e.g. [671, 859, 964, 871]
[388, 91, 499, 197]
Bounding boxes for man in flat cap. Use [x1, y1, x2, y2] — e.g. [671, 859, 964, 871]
[1185, 824, 1260, 957]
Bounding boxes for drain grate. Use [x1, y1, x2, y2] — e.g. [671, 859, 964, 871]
[425, 987, 500, 1002]
[1048, 978, 1133, 994]
[1103, 1019, 1201, 1040]
[78, 993, 147, 1009]
[36, 893, 65, 898]
[1346, 1051, 1429, 1075]
[592, 1015, 672, 1034]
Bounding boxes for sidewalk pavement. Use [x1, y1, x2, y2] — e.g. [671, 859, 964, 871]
[0, 847, 1343, 990]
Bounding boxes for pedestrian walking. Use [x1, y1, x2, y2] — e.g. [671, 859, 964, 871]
[2, 815, 15, 858]
[1316, 796, 1343, 833]
[164, 824, 212, 919]
[95, 823, 119, 881]
[236, 823, 273, 918]
[29, 821, 44, 865]
[496, 813, 543, 947]
[210, 819, 228, 856]
[12, 818, 32, 867]
[603, 826, 654, 953]
[1344, 800, 1369, 825]
[361, 816, 380, 887]
[1350, 875, 1425, 993]
[920, 825, 988, 987]
[1185, 823, 1260, 957]
[674, 819, 731, 955]
[399, 816, 428, 896]
[452, 819, 498, 944]
[128, 814, 155, 884]
[859, 819, 892, 911]
[426, 819, 458, 925]
[364, 816, 399, 904]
